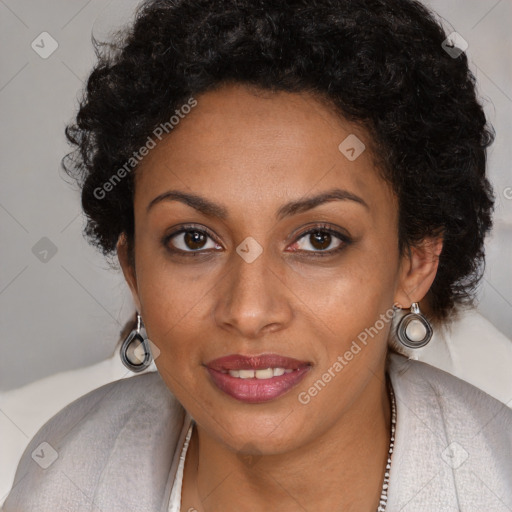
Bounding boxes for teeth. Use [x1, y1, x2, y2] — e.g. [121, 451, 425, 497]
[227, 367, 295, 379]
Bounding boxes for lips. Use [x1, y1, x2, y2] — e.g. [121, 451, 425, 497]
[204, 353, 312, 403]
[205, 353, 311, 372]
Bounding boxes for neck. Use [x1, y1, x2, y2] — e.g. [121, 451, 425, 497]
[181, 365, 391, 512]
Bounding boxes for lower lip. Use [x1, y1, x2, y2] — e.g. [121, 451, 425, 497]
[206, 366, 311, 403]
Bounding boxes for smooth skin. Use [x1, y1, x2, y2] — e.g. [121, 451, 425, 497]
[117, 83, 442, 512]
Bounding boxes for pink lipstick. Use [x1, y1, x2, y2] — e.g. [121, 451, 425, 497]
[205, 353, 312, 403]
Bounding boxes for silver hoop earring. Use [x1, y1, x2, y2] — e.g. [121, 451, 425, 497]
[120, 313, 153, 372]
[396, 302, 433, 349]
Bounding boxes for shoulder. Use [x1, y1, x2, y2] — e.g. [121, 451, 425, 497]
[387, 352, 512, 511]
[388, 351, 511, 424]
[2, 371, 187, 512]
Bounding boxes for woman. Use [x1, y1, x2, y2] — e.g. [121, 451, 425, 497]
[3, 0, 511, 510]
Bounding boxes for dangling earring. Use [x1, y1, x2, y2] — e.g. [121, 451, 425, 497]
[120, 313, 153, 372]
[396, 302, 433, 349]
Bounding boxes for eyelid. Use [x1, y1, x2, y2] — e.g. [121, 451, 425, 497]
[170, 223, 219, 241]
[292, 222, 351, 243]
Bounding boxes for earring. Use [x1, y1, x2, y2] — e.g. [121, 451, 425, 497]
[396, 302, 433, 349]
[120, 313, 153, 372]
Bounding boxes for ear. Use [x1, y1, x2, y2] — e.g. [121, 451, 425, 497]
[394, 236, 443, 309]
[117, 233, 142, 313]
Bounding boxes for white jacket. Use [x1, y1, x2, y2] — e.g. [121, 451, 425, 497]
[2, 353, 511, 511]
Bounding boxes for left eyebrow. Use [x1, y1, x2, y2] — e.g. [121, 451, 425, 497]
[276, 187, 369, 221]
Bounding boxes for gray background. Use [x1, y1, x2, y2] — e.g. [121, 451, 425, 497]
[1, 0, 511, 391]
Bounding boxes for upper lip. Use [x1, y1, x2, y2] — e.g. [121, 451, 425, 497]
[205, 353, 311, 371]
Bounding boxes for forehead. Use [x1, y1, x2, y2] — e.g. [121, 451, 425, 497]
[133, 83, 394, 220]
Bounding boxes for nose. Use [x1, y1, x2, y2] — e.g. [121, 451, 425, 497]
[213, 246, 293, 339]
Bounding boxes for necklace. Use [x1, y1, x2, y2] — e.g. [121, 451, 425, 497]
[377, 377, 397, 512]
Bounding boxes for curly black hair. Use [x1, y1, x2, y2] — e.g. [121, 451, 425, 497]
[62, 0, 495, 322]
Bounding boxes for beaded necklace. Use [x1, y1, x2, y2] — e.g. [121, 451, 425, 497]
[376, 378, 397, 512]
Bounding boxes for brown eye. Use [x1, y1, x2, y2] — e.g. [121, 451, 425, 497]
[184, 230, 208, 250]
[308, 231, 333, 251]
[289, 225, 351, 256]
[164, 226, 221, 253]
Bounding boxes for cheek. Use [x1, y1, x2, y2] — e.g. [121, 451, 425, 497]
[285, 239, 399, 378]
[135, 261, 212, 403]
[289, 235, 399, 319]
[136, 262, 216, 360]
[287, 253, 397, 415]
[135, 229, 218, 320]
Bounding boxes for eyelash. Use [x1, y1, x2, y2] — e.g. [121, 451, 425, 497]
[162, 222, 351, 258]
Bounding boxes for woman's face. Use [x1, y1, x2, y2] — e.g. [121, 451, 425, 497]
[118, 83, 433, 454]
